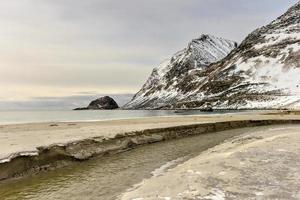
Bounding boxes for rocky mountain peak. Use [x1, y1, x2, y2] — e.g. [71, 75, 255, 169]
[125, 1, 300, 110]
[185, 34, 237, 66]
[192, 34, 234, 44]
[124, 35, 236, 109]
[189, 34, 215, 45]
[171, 1, 300, 109]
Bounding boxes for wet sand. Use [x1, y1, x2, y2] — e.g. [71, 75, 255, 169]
[121, 124, 300, 200]
[0, 127, 250, 200]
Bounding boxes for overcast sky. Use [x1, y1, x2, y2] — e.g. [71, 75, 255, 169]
[0, 0, 298, 102]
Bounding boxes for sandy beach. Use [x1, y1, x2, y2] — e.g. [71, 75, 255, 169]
[0, 113, 238, 162]
[1, 111, 300, 181]
[1, 1, 300, 199]
[121, 124, 300, 200]
[0, 111, 299, 162]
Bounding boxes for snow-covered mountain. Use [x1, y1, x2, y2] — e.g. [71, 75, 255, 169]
[125, 1, 300, 110]
[124, 34, 237, 109]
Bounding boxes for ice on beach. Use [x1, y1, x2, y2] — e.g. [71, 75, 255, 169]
[203, 189, 226, 200]
[151, 157, 187, 177]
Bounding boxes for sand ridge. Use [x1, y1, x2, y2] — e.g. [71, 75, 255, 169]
[0, 111, 300, 162]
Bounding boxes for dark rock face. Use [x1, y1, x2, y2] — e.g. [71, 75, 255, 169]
[74, 96, 119, 110]
[125, 2, 300, 110]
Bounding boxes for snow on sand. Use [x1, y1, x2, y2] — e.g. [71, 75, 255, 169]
[121, 125, 300, 200]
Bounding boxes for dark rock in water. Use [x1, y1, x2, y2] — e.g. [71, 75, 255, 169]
[74, 107, 88, 110]
[87, 96, 119, 110]
[200, 107, 213, 112]
[74, 96, 119, 110]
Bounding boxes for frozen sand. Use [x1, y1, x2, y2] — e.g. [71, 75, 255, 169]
[121, 124, 300, 200]
[1, 112, 300, 163]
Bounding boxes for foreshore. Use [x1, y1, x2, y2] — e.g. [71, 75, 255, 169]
[121, 123, 300, 200]
[1, 111, 300, 181]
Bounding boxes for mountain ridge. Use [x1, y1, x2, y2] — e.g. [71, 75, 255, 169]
[125, 1, 300, 110]
[124, 34, 237, 109]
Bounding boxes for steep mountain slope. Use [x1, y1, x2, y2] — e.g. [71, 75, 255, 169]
[172, 1, 300, 110]
[126, 1, 300, 110]
[124, 34, 237, 109]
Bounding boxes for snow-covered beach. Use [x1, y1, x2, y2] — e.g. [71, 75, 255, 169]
[121, 123, 300, 200]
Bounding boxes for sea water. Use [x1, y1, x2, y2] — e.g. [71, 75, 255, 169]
[0, 110, 240, 125]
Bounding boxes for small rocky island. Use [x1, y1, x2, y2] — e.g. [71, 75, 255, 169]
[74, 96, 119, 110]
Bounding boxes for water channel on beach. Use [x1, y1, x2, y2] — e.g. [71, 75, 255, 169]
[0, 126, 270, 200]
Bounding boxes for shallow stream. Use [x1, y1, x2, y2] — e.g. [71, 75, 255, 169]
[0, 126, 267, 200]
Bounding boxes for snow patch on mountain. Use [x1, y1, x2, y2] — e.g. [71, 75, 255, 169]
[175, 1, 300, 110]
[124, 34, 237, 109]
[125, 1, 300, 110]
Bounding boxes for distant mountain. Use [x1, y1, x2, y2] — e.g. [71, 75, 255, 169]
[125, 1, 300, 110]
[124, 34, 237, 109]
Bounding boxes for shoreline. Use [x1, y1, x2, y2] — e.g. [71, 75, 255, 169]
[1, 111, 300, 181]
[0, 109, 259, 126]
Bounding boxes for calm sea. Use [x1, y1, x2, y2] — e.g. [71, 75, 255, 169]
[0, 110, 239, 125]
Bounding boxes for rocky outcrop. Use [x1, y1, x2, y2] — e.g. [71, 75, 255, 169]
[74, 96, 119, 110]
[123, 34, 237, 109]
[125, 1, 300, 110]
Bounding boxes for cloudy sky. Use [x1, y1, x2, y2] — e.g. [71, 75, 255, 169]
[0, 0, 298, 104]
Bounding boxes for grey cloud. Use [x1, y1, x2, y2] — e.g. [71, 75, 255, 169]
[0, 0, 298, 104]
[0, 94, 134, 110]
